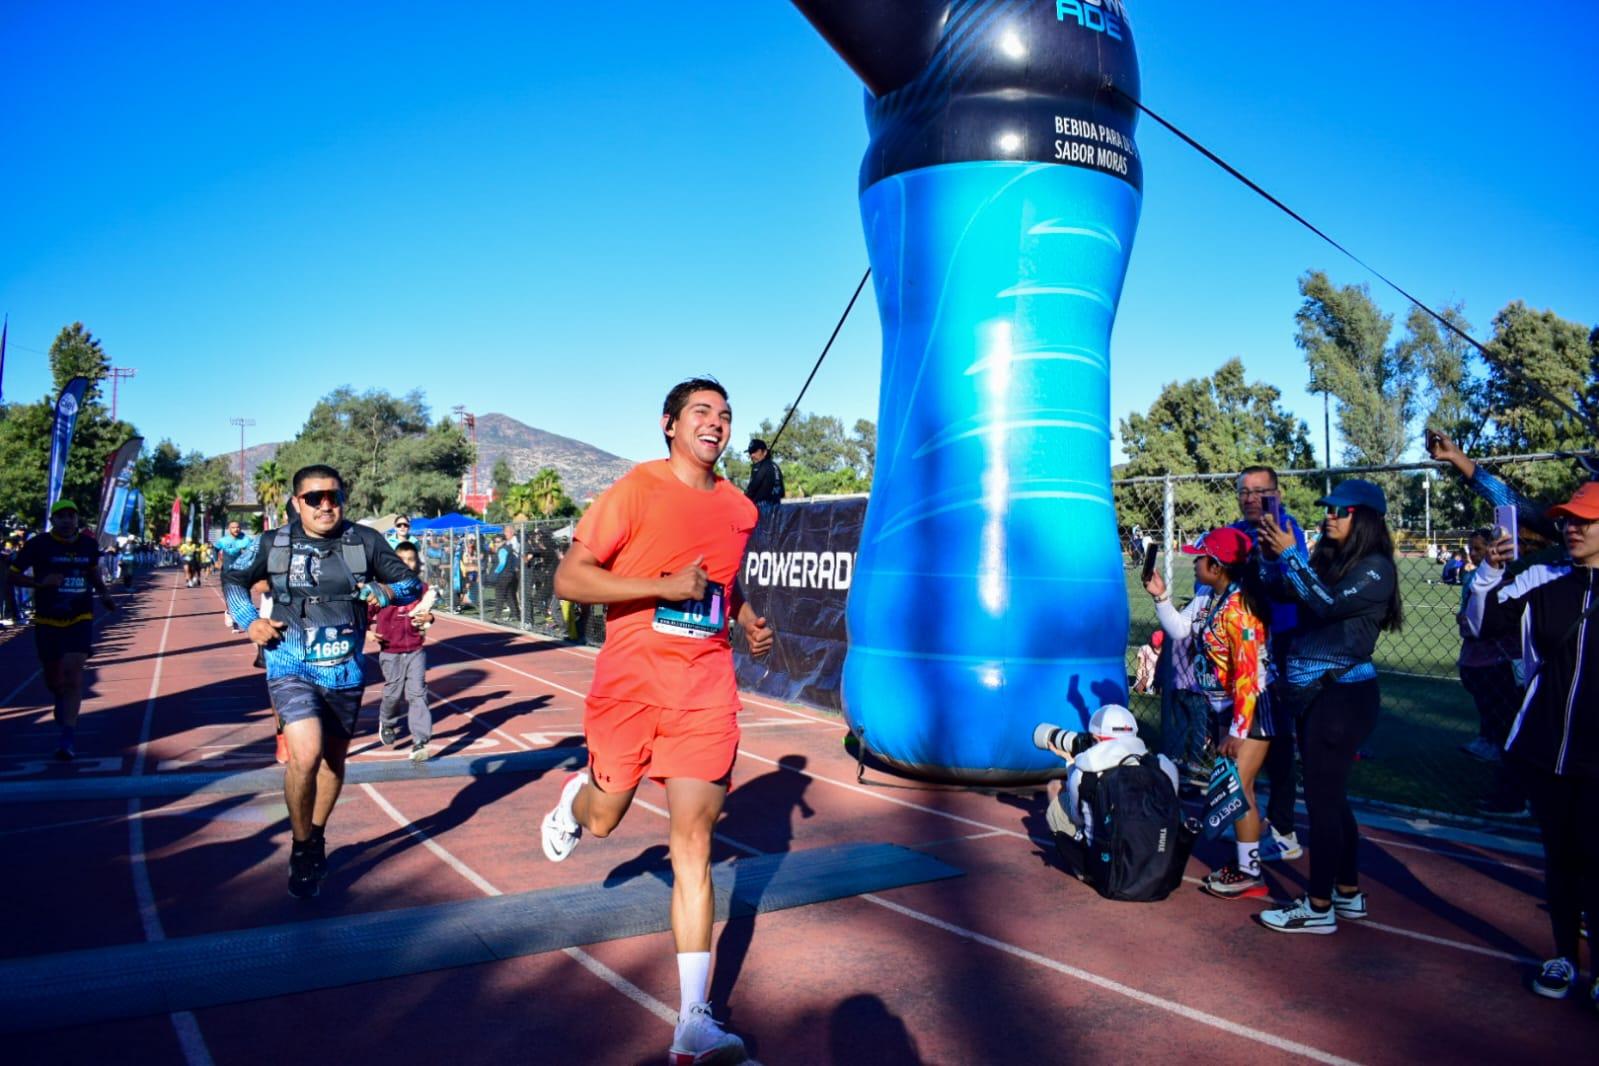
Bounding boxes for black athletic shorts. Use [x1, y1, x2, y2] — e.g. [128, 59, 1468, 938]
[267, 675, 365, 737]
[35, 621, 92, 662]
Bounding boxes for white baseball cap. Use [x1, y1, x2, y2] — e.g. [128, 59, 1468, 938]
[1088, 705, 1138, 740]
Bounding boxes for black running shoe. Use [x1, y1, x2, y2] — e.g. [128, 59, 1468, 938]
[287, 845, 320, 899]
[1532, 957, 1576, 999]
[380, 722, 399, 747]
[306, 834, 328, 881]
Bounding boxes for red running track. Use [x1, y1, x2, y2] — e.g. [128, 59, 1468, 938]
[0, 571, 1593, 1065]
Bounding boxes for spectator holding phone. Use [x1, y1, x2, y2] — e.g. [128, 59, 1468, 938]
[1150, 527, 1274, 899]
[1464, 482, 1599, 1002]
[1456, 528, 1529, 820]
[1231, 465, 1310, 864]
[1145, 550, 1217, 793]
[1253, 479, 1402, 934]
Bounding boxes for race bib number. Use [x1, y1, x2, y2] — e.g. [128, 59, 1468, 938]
[61, 575, 88, 594]
[653, 579, 725, 639]
[303, 624, 357, 666]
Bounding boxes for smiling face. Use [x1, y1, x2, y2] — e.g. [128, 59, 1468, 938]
[662, 389, 733, 469]
[295, 477, 344, 538]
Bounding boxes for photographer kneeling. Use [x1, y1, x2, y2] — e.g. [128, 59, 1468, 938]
[1042, 706, 1185, 901]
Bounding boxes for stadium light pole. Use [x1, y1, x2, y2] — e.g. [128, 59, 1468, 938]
[108, 366, 137, 421]
[452, 405, 478, 500]
[230, 417, 255, 509]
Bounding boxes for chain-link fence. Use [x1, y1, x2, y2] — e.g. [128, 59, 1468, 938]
[1116, 453, 1585, 820]
[415, 519, 606, 647]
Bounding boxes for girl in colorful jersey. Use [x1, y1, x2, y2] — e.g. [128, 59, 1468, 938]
[1150, 526, 1274, 899]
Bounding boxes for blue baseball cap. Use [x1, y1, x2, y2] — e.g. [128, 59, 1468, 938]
[1317, 479, 1387, 516]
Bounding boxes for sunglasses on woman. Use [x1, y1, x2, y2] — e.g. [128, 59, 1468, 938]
[1324, 504, 1357, 519]
[299, 490, 344, 508]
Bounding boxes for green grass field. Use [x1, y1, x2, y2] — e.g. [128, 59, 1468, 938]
[1122, 555, 1504, 817]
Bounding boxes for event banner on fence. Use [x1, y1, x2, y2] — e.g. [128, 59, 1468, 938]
[732, 498, 864, 712]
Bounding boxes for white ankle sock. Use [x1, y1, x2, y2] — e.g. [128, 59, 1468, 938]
[559, 774, 586, 830]
[677, 951, 711, 1016]
[1236, 840, 1260, 877]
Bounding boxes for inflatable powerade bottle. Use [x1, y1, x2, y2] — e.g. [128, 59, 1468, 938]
[791, 1, 1142, 782]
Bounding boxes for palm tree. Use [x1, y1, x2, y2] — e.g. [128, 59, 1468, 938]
[504, 482, 538, 521]
[528, 467, 565, 518]
[254, 459, 287, 527]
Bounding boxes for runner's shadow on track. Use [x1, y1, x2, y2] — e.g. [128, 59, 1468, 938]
[1355, 842, 1541, 959]
[827, 994, 925, 1065]
[603, 844, 670, 887]
[96, 638, 246, 667]
[331, 735, 586, 886]
[710, 754, 814, 1056]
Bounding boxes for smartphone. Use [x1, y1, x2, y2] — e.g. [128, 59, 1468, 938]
[1493, 505, 1520, 561]
[1260, 491, 1284, 527]
[1140, 538, 1159, 583]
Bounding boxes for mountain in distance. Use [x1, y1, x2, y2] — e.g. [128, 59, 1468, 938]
[470, 412, 636, 503]
[211, 413, 636, 508]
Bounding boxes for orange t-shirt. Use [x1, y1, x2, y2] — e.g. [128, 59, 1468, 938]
[577, 460, 759, 708]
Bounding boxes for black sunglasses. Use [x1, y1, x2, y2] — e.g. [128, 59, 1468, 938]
[299, 490, 344, 508]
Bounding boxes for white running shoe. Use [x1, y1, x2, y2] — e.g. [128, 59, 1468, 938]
[1331, 887, 1368, 921]
[540, 772, 587, 862]
[669, 1003, 746, 1065]
[1259, 895, 1338, 935]
[1258, 826, 1303, 863]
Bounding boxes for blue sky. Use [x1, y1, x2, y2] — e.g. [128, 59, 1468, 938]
[4, 1, 1596, 470]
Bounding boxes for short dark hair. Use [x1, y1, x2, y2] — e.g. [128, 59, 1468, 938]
[661, 377, 729, 452]
[1236, 465, 1279, 489]
[1469, 526, 1495, 543]
[292, 464, 344, 495]
[395, 515, 411, 524]
[393, 540, 419, 554]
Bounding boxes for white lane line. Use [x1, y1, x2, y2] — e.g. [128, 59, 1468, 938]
[128, 574, 216, 1066]
[1357, 920, 1537, 965]
[431, 622, 1543, 977]
[358, 782, 679, 1026]
[862, 892, 1363, 1066]
[624, 793, 1357, 1063]
[1367, 832, 1542, 875]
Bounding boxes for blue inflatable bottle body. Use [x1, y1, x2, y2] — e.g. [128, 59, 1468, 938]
[792, 1, 1143, 781]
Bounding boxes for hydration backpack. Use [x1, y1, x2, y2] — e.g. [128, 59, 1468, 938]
[1070, 754, 1192, 902]
[265, 523, 370, 628]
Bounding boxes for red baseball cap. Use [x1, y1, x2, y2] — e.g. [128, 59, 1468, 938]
[1180, 526, 1252, 566]
[1547, 482, 1599, 522]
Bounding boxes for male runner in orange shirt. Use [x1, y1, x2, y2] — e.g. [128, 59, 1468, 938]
[542, 377, 773, 1064]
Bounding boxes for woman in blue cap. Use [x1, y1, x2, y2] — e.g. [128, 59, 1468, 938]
[1252, 479, 1403, 934]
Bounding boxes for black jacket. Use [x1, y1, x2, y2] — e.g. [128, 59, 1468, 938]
[745, 457, 784, 506]
[1471, 562, 1599, 779]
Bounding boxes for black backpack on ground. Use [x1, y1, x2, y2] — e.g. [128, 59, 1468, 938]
[1059, 753, 1193, 902]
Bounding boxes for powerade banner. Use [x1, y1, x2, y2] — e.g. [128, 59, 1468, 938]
[45, 376, 90, 528]
[97, 436, 143, 550]
[792, 1, 1142, 782]
[732, 498, 864, 710]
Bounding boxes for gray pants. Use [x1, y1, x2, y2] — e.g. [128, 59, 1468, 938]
[378, 650, 431, 743]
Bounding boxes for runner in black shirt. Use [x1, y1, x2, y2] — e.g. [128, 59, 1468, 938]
[8, 501, 117, 759]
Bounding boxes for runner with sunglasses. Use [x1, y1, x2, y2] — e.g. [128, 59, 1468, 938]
[1252, 479, 1403, 934]
[223, 464, 420, 898]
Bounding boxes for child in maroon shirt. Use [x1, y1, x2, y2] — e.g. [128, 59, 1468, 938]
[370, 542, 436, 760]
